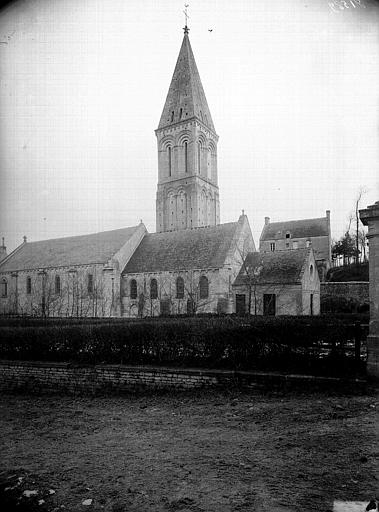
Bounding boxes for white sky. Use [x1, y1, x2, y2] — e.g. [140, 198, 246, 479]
[0, 0, 378, 253]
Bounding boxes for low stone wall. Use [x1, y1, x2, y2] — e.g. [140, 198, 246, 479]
[0, 360, 366, 395]
[321, 282, 369, 303]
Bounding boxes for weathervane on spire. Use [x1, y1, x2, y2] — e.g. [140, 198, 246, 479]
[183, 4, 190, 33]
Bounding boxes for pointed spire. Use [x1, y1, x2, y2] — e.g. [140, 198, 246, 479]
[157, 31, 216, 133]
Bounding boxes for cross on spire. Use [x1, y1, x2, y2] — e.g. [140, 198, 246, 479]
[183, 4, 190, 33]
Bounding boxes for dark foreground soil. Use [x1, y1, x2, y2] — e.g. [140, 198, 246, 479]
[0, 390, 377, 512]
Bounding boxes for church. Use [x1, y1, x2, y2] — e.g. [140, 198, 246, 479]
[0, 27, 256, 317]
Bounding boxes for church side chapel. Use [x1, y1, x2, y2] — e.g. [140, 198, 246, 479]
[0, 25, 256, 318]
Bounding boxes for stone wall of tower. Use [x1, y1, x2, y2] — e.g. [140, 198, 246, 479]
[156, 119, 220, 232]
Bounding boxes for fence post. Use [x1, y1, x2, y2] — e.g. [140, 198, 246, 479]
[354, 321, 361, 365]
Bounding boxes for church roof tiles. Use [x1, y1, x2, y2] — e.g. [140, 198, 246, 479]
[260, 217, 329, 241]
[234, 248, 312, 286]
[157, 32, 215, 133]
[0, 226, 140, 272]
[123, 222, 238, 274]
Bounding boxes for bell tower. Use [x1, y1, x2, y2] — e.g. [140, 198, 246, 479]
[155, 26, 220, 232]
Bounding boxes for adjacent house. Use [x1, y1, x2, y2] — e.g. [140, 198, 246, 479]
[259, 212, 331, 280]
[232, 248, 320, 316]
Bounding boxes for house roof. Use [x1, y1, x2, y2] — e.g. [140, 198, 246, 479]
[0, 226, 140, 272]
[123, 222, 238, 274]
[261, 217, 328, 241]
[233, 248, 311, 286]
[157, 32, 216, 133]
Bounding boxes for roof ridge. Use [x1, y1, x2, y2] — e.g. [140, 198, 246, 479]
[21, 225, 140, 245]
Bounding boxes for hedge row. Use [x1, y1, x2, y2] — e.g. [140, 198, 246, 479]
[0, 316, 367, 376]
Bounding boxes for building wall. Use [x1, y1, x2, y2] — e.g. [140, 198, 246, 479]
[233, 283, 303, 315]
[121, 266, 234, 317]
[156, 119, 220, 232]
[0, 264, 118, 317]
[232, 251, 320, 316]
[321, 282, 369, 304]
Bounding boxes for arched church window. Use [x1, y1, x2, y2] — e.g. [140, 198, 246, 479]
[150, 278, 158, 299]
[55, 275, 61, 295]
[198, 142, 201, 174]
[1, 278, 7, 298]
[199, 275, 209, 299]
[171, 111, 174, 122]
[184, 142, 188, 173]
[179, 108, 183, 120]
[87, 274, 94, 294]
[130, 279, 137, 299]
[176, 277, 184, 299]
[26, 276, 32, 295]
[168, 146, 172, 177]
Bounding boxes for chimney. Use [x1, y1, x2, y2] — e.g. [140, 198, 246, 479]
[265, 217, 270, 226]
[0, 237, 7, 262]
[23, 235, 27, 243]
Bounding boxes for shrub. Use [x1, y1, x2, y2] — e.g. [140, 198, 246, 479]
[0, 316, 367, 376]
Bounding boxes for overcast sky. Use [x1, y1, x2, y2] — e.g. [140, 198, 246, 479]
[0, 0, 378, 253]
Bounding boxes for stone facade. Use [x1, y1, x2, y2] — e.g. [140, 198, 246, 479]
[259, 211, 331, 281]
[321, 281, 369, 312]
[155, 31, 220, 232]
[360, 201, 379, 380]
[0, 224, 146, 317]
[233, 248, 320, 315]
[0, 360, 362, 396]
[121, 214, 255, 317]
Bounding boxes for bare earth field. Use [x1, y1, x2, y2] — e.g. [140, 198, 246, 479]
[0, 390, 377, 512]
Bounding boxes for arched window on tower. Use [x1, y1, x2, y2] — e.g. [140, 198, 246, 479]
[198, 142, 201, 174]
[130, 279, 137, 299]
[176, 276, 184, 299]
[168, 146, 172, 177]
[199, 275, 209, 299]
[184, 142, 188, 173]
[150, 278, 158, 299]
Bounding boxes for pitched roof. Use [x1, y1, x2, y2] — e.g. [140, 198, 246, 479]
[123, 222, 238, 274]
[157, 32, 216, 133]
[0, 226, 140, 272]
[261, 217, 328, 241]
[234, 248, 311, 286]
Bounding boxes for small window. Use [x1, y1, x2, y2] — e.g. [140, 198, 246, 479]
[150, 278, 158, 299]
[26, 276, 32, 295]
[310, 264, 314, 278]
[176, 276, 184, 299]
[285, 242, 290, 248]
[184, 142, 188, 173]
[55, 275, 61, 294]
[171, 111, 174, 122]
[286, 232, 291, 239]
[1, 278, 7, 298]
[87, 274, 94, 294]
[199, 275, 209, 299]
[179, 108, 183, 119]
[130, 279, 137, 299]
[270, 242, 275, 252]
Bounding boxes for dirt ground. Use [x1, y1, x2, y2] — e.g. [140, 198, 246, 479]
[0, 389, 377, 512]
